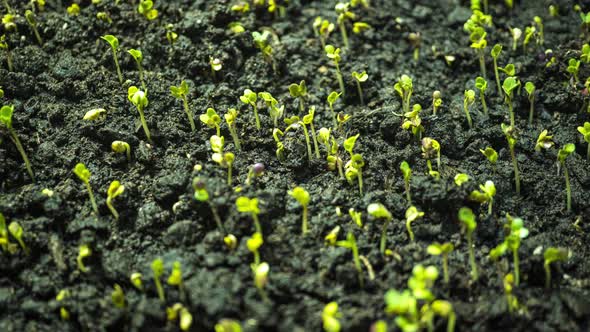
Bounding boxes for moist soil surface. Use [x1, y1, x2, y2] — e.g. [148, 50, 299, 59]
[1, 0, 590, 331]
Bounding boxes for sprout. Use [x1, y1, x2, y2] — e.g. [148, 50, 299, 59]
[322, 302, 341, 332]
[313, 17, 335, 50]
[111, 140, 131, 162]
[325, 45, 345, 95]
[127, 86, 152, 143]
[130, 272, 143, 291]
[127, 49, 146, 91]
[353, 22, 372, 35]
[432, 90, 442, 116]
[73, 163, 98, 214]
[431, 300, 457, 332]
[25, 10, 43, 45]
[240, 89, 261, 130]
[475, 77, 488, 115]
[582, 44, 590, 63]
[490, 44, 503, 95]
[469, 180, 496, 215]
[367, 203, 393, 254]
[8, 221, 28, 255]
[165, 24, 178, 46]
[469, 27, 487, 78]
[324, 135, 344, 179]
[351, 71, 368, 105]
[289, 187, 311, 234]
[223, 234, 238, 250]
[77, 244, 91, 273]
[427, 242, 454, 284]
[273, 128, 285, 162]
[83, 108, 106, 121]
[247, 232, 263, 266]
[231, 2, 250, 13]
[522, 25, 536, 53]
[407, 32, 421, 62]
[67, 3, 80, 16]
[56, 289, 70, 320]
[421, 137, 441, 177]
[209, 57, 222, 77]
[405, 206, 424, 242]
[221, 109, 241, 150]
[454, 173, 470, 186]
[463, 90, 475, 128]
[394, 75, 413, 114]
[524, 82, 536, 124]
[577, 122, 590, 161]
[327, 91, 342, 128]
[200, 108, 221, 136]
[0, 213, 17, 254]
[252, 31, 276, 72]
[100, 35, 123, 84]
[0, 34, 13, 71]
[167, 304, 193, 331]
[258, 91, 284, 128]
[557, 143, 575, 212]
[214, 319, 243, 332]
[170, 80, 196, 133]
[567, 58, 580, 84]
[535, 129, 554, 152]
[106, 180, 125, 220]
[544, 247, 569, 289]
[458, 207, 478, 281]
[167, 261, 185, 300]
[96, 12, 113, 24]
[335, 2, 354, 48]
[252, 261, 270, 302]
[137, 0, 158, 20]
[510, 27, 522, 51]
[209, 136, 234, 185]
[236, 197, 262, 234]
[345, 153, 365, 195]
[505, 215, 529, 286]
[245, 163, 265, 186]
[302, 106, 321, 159]
[501, 123, 521, 195]
[401, 104, 424, 140]
[480, 147, 497, 172]
[0, 105, 34, 180]
[288, 80, 307, 112]
[400, 161, 412, 204]
[111, 284, 126, 309]
[151, 258, 165, 302]
[503, 273, 519, 313]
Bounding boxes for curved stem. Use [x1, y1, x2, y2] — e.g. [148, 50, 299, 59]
[380, 219, 390, 254]
[406, 219, 414, 242]
[494, 58, 502, 96]
[252, 213, 262, 235]
[229, 125, 241, 150]
[85, 182, 98, 214]
[106, 197, 118, 220]
[183, 96, 195, 132]
[9, 129, 34, 181]
[137, 107, 152, 143]
[112, 51, 123, 85]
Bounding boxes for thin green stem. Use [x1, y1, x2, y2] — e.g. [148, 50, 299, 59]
[209, 202, 225, 234]
[9, 129, 34, 181]
[253, 104, 261, 130]
[356, 81, 364, 105]
[447, 312, 456, 332]
[351, 243, 364, 288]
[335, 62, 345, 96]
[337, 157, 344, 179]
[493, 58, 502, 97]
[404, 179, 411, 204]
[182, 96, 195, 133]
[564, 166, 571, 212]
[357, 169, 363, 196]
[442, 255, 449, 284]
[137, 61, 146, 92]
[587, 143, 589, 162]
[467, 233, 478, 281]
[480, 93, 488, 115]
[3, 0, 12, 13]
[478, 50, 486, 78]
[85, 182, 98, 214]
[227, 163, 232, 186]
[463, 101, 473, 129]
[544, 263, 551, 289]
[302, 206, 308, 234]
[298, 97, 304, 113]
[339, 22, 349, 49]
[507, 99, 515, 127]
[329, 104, 337, 128]
[488, 198, 493, 216]
[253, 251, 260, 266]
[112, 50, 123, 85]
[229, 125, 241, 150]
[4, 48, 13, 71]
[154, 277, 165, 302]
[528, 97, 535, 125]
[31, 24, 42, 46]
[310, 122, 320, 159]
[513, 248, 520, 286]
[106, 197, 118, 220]
[510, 147, 520, 195]
[301, 123, 313, 162]
[380, 219, 390, 254]
[252, 213, 262, 235]
[137, 107, 152, 143]
[406, 219, 414, 242]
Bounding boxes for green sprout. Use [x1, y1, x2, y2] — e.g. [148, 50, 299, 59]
[394, 75, 413, 114]
[128, 86, 152, 143]
[522, 25, 536, 53]
[505, 215, 529, 286]
[200, 108, 221, 136]
[56, 289, 70, 320]
[252, 31, 276, 72]
[214, 319, 243, 332]
[502, 77, 520, 127]
[209, 57, 222, 78]
[345, 153, 364, 196]
[302, 106, 321, 159]
[458, 207, 478, 281]
[454, 173, 470, 186]
[582, 44, 590, 63]
[349, 208, 362, 228]
[400, 161, 412, 204]
[288, 80, 307, 112]
[463, 90, 475, 129]
[73, 163, 98, 214]
[313, 17, 335, 50]
[82, 108, 106, 121]
[25, 10, 42, 45]
[502, 124, 520, 195]
[106, 180, 125, 220]
[166, 24, 178, 46]
[480, 147, 498, 173]
[127, 49, 146, 91]
[567, 58, 580, 84]
[475, 77, 488, 115]
[353, 22, 372, 35]
[352, 71, 368, 105]
[328, 228, 364, 287]
[577, 122, 590, 161]
[247, 232, 263, 266]
[524, 82, 536, 124]
[273, 128, 285, 162]
[224, 234, 238, 250]
[167, 261, 185, 301]
[557, 143, 575, 212]
[0, 34, 13, 71]
[335, 2, 354, 48]
[534, 16, 544, 45]
[421, 137, 441, 177]
[469, 180, 496, 215]
[111, 284, 126, 309]
[503, 273, 520, 313]
[138, 0, 158, 20]
[170, 80, 196, 133]
[549, 5, 559, 17]
[167, 303, 193, 331]
[405, 206, 424, 243]
[224, 108, 241, 150]
[427, 242, 454, 284]
[236, 197, 262, 234]
[544, 247, 569, 289]
[77, 244, 91, 273]
[0, 213, 17, 254]
[101, 35, 123, 85]
[432, 90, 442, 116]
[327, 91, 342, 128]
[469, 27, 487, 78]
[130, 272, 143, 291]
[258, 91, 284, 128]
[151, 258, 165, 302]
[111, 140, 131, 162]
[407, 32, 421, 62]
[253, 261, 270, 302]
[193, 178, 225, 233]
[8, 221, 28, 255]
[325, 45, 345, 95]
[510, 27, 522, 51]
[0, 105, 35, 180]
[289, 187, 310, 234]
[67, 3, 80, 16]
[210, 135, 235, 185]
[240, 89, 261, 130]
[2, 13, 16, 31]
[401, 104, 424, 140]
[96, 12, 113, 24]
[367, 203, 392, 254]
[535, 129, 554, 152]
[322, 302, 341, 332]
[490, 44, 502, 95]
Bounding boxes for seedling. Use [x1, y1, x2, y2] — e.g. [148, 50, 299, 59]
[469, 180, 496, 215]
[302, 106, 321, 159]
[240, 89, 261, 130]
[167, 303, 192, 331]
[101, 35, 123, 84]
[400, 161, 412, 204]
[432, 91, 442, 115]
[505, 215, 529, 286]
[407, 32, 421, 62]
[200, 108, 221, 136]
[502, 124, 520, 195]
[522, 26, 536, 53]
[209, 136, 234, 185]
[557, 143, 575, 212]
[170, 80, 196, 133]
[503, 273, 520, 313]
[165, 24, 178, 46]
[480, 147, 497, 172]
[253, 261, 270, 302]
[524, 82, 536, 124]
[427, 242, 454, 284]
[77, 244, 91, 272]
[469, 27, 487, 78]
[325, 45, 345, 95]
[56, 289, 70, 320]
[345, 153, 365, 195]
[431, 300, 456, 332]
[138, 0, 158, 20]
[209, 57, 222, 77]
[214, 319, 243, 332]
[502, 77, 520, 123]
[109, 284, 126, 309]
[510, 27, 521, 51]
[454, 173, 470, 186]
[193, 178, 225, 233]
[96, 12, 113, 24]
[106, 180, 125, 220]
[83, 108, 106, 121]
[367, 203, 392, 254]
[534, 16, 544, 45]
[401, 104, 424, 139]
[224, 234, 238, 250]
[344, 134, 359, 160]
[0, 213, 16, 254]
[577, 122, 590, 161]
[327, 91, 342, 128]
[491, 44, 502, 95]
[394, 75, 413, 114]
[245, 163, 265, 186]
[535, 130, 554, 152]
[130, 272, 143, 290]
[0, 34, 13, 71]
[313, 17, 335, 50]
[0, 105, 34, 180]
[258, 91, 284, 128]
[405, 206, 424, 242]
[325, 137, 344, 179]
[25, 10, 42, 45]
[421, 137, 441, 174]
[128, 86, 152, 143]
[349, 208, 362, 228]
[236, 197, 262, 234]
[475, 77, 488, 115]
[335, 2, 354, 48]
[124, 49, 146, 92]
[67, 3, 80, 15]
[567, 59, 580, 84]
[289, 187, 310, 234]
[582, 44, 590, 63]
[351, 71, 368, 105]
[224, 108, 241, 150]
[458, 207, 478, 281]
[353, 22, 372, 35]
[73, 163, 98, 214]
[463, 90, 475, 128]
[167, 261, 185, 300]
[151, 258, 165, 302]
[2, 13, 16, 31]
[247, 232, 263, 266]
[112, 140, 131, 162]
[7, 221, 28, 255]
[252, 31, 276, 72]
[543, 247, 569, 289]
[288, 80, 307, 112]
[322, 302, 341, 332]
[273, 128, 285, 161]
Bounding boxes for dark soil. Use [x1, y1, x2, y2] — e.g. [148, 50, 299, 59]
[1, 0, 590, 331]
